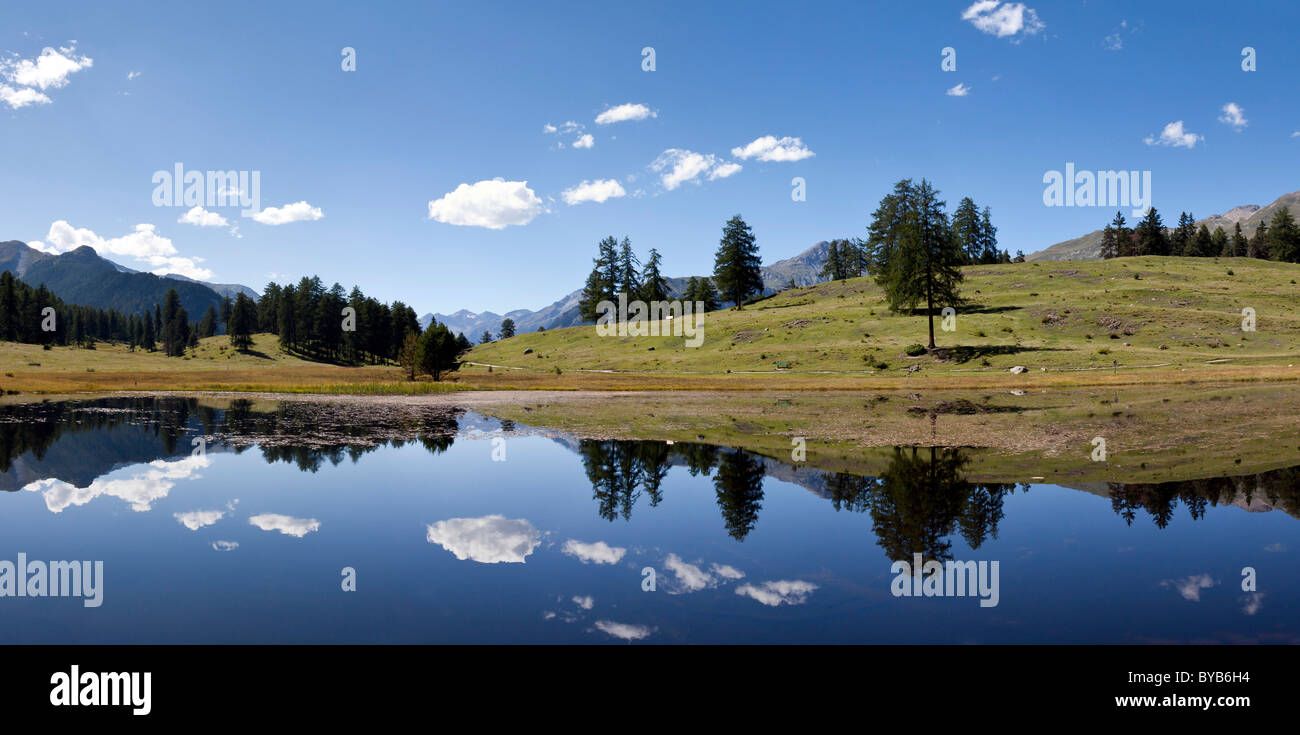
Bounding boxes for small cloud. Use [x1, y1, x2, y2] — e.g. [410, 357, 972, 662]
[571, 595, 594, 610]
[961, 1, 1045, 41]
[427, 179, 543, 229]
[249, 513, 320, 538]
[251, 201, 323, 225]
[593, 620, 655, 641]
[126, 70, 141, 80]
[425, 515, 541, 563]
[1144, 120, 1202, 149]
[212, 540, 239, 552]
[1218, 102, 1247, 131]
[664, 553, 714, 593]
[735, 580, 818, 606]
[1159, 574, 1216, 602]
[594, 103, 655, 125]
[710, 563, 745, 580]
[650, 149, 742, 190]
[0, 43, 93, 90]
[572, 133, 594, 149]
[730, 135, 815, 162]
[1103, 32, 1123, 51]
[174, 509, 225, 531]
[946, 83, 970, 97]
[1264, 542, 1286, 552]
[177, 206, 229, 228]
[561, 538, 627, 563]
[1240, 592, 1264, 615]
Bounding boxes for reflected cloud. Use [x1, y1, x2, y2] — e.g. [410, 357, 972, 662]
[664, 553, 714, 593]
[735, 580, 819, 607]
[426, 515, 541, 563]
[1159, 574, 1216, 602]
[593, 620, 655, 641]
[711, 563, 745, 580]
[23, 455, 211, 513]
[212, 540, 239, 551]
[562, 539, 626, 565]
[1240, 592, 1264, 615]
[175, 510, 225, 530]
[249, 513, 321, 538]
[572, 595, 594, 610]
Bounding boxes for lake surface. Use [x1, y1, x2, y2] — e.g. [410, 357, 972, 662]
[0, 396, 1295, 644]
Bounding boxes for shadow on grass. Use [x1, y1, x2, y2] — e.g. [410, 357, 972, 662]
[931, 344, 1065, 364]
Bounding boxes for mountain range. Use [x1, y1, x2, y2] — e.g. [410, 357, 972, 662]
[422, 240, 835, 340]
[1027, 189, 1300, 261]
[0, 240, 257, 320]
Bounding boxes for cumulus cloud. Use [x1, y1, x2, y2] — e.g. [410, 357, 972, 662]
[593, 620, 655, 641]
[1159, 574, 1216, 602]
[178, 206, 229, 227]
[0, 84, 50, 109]
[251, 200, 323, 225]
[427, 179, 544, 229]
[734, 580, 819, 606]
[426, 515, 541, 563]
[0, 44, 92, 110]
[1218, 102, 1247, 131]
[561, 539, 627, 564]
[572, 595, 594, 610]
[572, 133, 594, 149]
[664, 553, 715, 593]
[24, 455, 211, 514]
[174, 509, 225, 531]
[946, 83, 970, 97]
[595, 103, 656, 125]
[961, 1, 1045, 40]
[1144, 120, 1202, 149]
[249, 513, 321, 538]
[730, 135, 815, 162]
[561, 179, 626, 206]
[650, 149, 742, 190]
[31, 220, 213, 279]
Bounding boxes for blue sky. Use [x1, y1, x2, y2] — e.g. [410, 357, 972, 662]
[2, 0, 1298, 315]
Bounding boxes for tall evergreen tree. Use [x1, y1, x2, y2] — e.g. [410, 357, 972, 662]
[712, 215, 763, 309]
[639, 248, 670, 303]
[1230, 221, 1248, 258]
[1133, 208, 1168, 256]
[617, 237, 640, 296]
[499, 318, 516, 339]
[1268, 206, 1300, 262]
[867, 178, 964, 349]
[950, 197, 982, 265]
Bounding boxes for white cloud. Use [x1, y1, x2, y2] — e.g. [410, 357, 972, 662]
[0, 84, 51, 109]
[651, 149, 742, 190]
[427, 179, 544, 229]
[710, 563, 745, 580]
[561, 539, 627, 564]
[251, 200, 324, 225]
[178, 206, 229, 227]
[946, 83, 970, 97]
[24, 455, 211, 514]
[664, 553, 714, 593]
[174, 509, 225, 530]
[127, 70, 141, 80]
[572, 133, 594, 149]
[572, 595, 594, 610]
[35, 220, 213, 280]
[593, 620, 655, 641]
[249, 513, 321, 538]
[595, 103, 656, 125]
[735, 579, 819, 606]
[1159, 574, 1216, 602]
[1218, 102, 1247, 131]
[1, 44, 93, 90]
[1143, 120, 1203, 148]
[1103, 32, 1123, 51]
[561, 179, 626, 206]
[425, 515, 541, 563]
[731, 135, 815, 162]
[961, 1, 1044, 40]
[709, 161, 743, 179]
[1240, 592, 1264, 615]
[212, 540, 239, 551]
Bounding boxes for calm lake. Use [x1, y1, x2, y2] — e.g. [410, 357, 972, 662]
[0, 396, 1294, 644]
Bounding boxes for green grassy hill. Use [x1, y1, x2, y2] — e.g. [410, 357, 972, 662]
[464, 257, 1300, 378]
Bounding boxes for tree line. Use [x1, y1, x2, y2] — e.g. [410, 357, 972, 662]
[1099, 206, 1300, 262]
